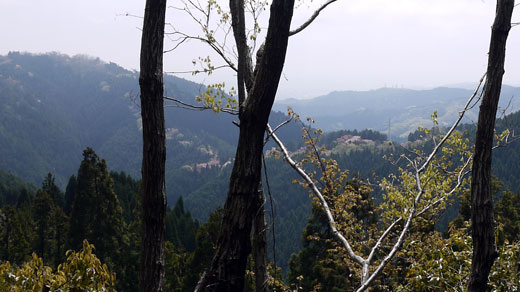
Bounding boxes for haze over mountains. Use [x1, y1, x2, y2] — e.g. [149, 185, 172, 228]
[274, 85, 520, 140]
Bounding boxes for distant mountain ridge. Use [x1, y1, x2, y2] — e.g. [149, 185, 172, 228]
[0, 52, 302, 205]
[274, 86, 520, 140]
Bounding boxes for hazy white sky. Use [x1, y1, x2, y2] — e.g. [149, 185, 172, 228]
[1, 0, 519, 99]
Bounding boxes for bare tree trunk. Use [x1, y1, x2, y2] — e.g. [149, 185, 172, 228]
[253, 187, 268, 292]
[195, 1, 294, 291]
[468, 1, 514, 291]
[138, 1, 167, 291]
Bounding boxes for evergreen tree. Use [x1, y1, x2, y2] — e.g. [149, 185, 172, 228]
[63, 175, 77, 215]
[288, 179, 378, 291]
[495, 190, 520, 245]
[32, 189, 55, 264]
[0, 205, 34, 264]
[68, 147, 127, 290]
[51, 206, 69, 266]
[111, 171, 139, 223]
[41, 173, 64, 207]
[16, 188, 32, 208]
[165, 197, 199, 252]
[164, 208, 222, 292]
[288, 205, 355, 292]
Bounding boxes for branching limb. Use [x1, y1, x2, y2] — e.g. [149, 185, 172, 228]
[267, 124, 365, 266]
[264, 116, 294, 145]
[289, 0, 339, 36]
[418, 73, 485, 173]
[269, 75, 484, 291]
[164, 95, 238, 115]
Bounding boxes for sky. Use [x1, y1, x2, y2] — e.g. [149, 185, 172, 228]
[0, 0, 519, 100]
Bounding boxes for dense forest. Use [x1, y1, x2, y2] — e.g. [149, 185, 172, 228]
[2, 50, 520, 290]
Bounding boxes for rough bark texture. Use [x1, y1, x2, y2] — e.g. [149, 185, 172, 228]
[253, 188, 268, 292]
[138, 1, 167, 292]
[195, 1, 295, 291]
[468, 1, 514, 291]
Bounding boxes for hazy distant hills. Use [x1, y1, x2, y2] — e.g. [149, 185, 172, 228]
[0, 52, 299, 204]
[274, 86, 520, 140]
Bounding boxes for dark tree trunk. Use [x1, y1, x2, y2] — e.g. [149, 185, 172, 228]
[468, 1, 514, 291]
[253, 187, 268, 292]
[195, 1, 294, 291]
[138, 1, 167, 292]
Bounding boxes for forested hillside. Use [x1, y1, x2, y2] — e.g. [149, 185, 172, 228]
[2, 52, 520, 290]
[0, 52, 300, 203]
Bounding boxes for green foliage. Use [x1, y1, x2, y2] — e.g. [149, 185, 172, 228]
[69, 148, 125, 259]
[41, 173, 64, 207]
[495, 189, 520, 245]
[164, 208, 222, 292]
[0, 205, 34, 265]
[0, 240, 116, 292]
[395, 222, 520, 291]
[195, 82, 237, 113]
[166, 197, 199, 252]
[63, 175, 77, 216]
[288, 205, 357, 292]
[0, 170, 35, 207]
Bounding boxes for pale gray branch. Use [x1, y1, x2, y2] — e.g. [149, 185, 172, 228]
[267, 124, 365, 266]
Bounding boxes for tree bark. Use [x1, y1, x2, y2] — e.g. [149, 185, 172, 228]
[468, 1, 514, 291]
[253, 187, 268, 292]
[195, 1, 295, 291]
[138, 1, 167, 292]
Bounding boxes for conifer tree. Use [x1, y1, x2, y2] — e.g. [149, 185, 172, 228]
[68, 147, 127, 289]
[32, 189, 55, 264]
[0, 205, 34, 265]
[63, 175, 77, 216]
[41, 173, 64, 207]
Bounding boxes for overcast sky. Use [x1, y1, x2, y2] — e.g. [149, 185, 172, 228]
[1, 0, 519, 99]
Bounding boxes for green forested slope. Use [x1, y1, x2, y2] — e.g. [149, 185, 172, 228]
[3, 52, 520, 276]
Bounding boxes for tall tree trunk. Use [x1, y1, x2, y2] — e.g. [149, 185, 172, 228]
[138, 1, 167, 292]
[468, 1, 514, 291]
[253, 187, 268, 292]
[195, 1, 294, 291]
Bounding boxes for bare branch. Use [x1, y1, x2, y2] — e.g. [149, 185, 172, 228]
[289, 0, 338, 36]
[164, 95, 238, 115]
[164, 64, 230, 75]
[264, 116, 294, 145]
[417, 73, 486, 173]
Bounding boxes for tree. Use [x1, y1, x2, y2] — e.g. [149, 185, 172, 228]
[41, 173, 63, 207]
[0, 240, 116, 292]
[138, 0, 168, 291]
[164, 1, 340, 290]
[32, 189, 54, 264]
[158, 0, 340, 289]
[63, 175, 77, 215]
[68, 148, 125, 262]
[0, 205, 33, 265]
[468, 1, 515, 291]
[268, 99, 477, 291]
[192, 1, 296, 291]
